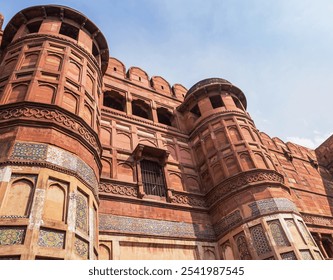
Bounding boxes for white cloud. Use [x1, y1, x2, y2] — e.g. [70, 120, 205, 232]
[287, 132, 333, 149]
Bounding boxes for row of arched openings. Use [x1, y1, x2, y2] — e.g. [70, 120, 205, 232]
[103, 90, 174, 127]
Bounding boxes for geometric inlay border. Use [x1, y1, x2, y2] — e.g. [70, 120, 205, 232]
[99, 214, 216, 240]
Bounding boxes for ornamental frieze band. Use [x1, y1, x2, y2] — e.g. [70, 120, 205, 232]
[206, 169, 285, 207]
[0, 103, 101, 154]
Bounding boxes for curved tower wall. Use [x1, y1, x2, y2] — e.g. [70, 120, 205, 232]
[178, 79, 322, 260]
[0, 5, 108, 260]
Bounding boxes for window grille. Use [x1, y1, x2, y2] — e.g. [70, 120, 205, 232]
[140, 160, 166, 197]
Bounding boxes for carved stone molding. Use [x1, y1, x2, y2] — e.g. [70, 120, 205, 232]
[0, 103, 101, 154]
[170, 191, 206, 208]
[302, 213, 333, 228]
[206, 169, 285, 207]
[98, 183, 138, 198]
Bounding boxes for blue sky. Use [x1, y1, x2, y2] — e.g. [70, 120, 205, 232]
[1, 0, 333, 149]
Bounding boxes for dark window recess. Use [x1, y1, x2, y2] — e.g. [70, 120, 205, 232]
[232, 96, 243, 110]
[103, 91, 125, 112]
[59, 22, 79, 40]
[113, 67, 117, 71]
[26, 21, 42, 33]
[322, 237, 333, 258]
[190, 104, 201, 117]
[157, 107, 173, 126]
[209, 95, 224, 109]
[140, 160, 166, 197]
[92, 42, 99, 57]
[132, 100, 152, 120]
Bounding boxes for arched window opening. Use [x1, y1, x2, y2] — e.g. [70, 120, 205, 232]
[26, 21, 42, 34]
[103, 90, 125, 112]
[232, 96, 244, 110]
[190, 104, 201, 118]
[59, 22, 79, 40]
[157, 107, 173, 126]
[132, 99, 152, 120]
[209, 95, 224, 109]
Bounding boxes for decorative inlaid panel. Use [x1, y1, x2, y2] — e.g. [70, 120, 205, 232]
[214, 210, 242, 236]
[99, 214, 216, 240]
[0, 227, 25, 245]
[250, 224, 272, 256]
[249, 198, 298, 217]
[8, 142, 98, 193]
[10, 142, 48, 161]
[281, 251, 297, 260]
[298, 221, 315, 246]
[268, 220, 290, 247]
[38, 229, 65, 248]
[47, 145, 97, 187]
[235, 233, 252, 260]
[99, 183, 138, 197]
[47, 145, 77, 171]
[76, 192, 88, 233]
[74, 236, 89, 259]
[300, 250, 313, 260]
[206, 169, 284, 206]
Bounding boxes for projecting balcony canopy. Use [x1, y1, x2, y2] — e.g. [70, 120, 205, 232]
[132, 144, 170, 165]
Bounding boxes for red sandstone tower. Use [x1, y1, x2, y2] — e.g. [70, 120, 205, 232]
[0, 5, 331, 260]
[178, 78, 321, 260]
[0, 5, 108, 259]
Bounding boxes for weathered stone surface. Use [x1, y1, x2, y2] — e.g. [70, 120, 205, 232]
[0, 4, 332, 260]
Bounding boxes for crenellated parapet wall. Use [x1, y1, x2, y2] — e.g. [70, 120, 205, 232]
[105, 57, 187, 101]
